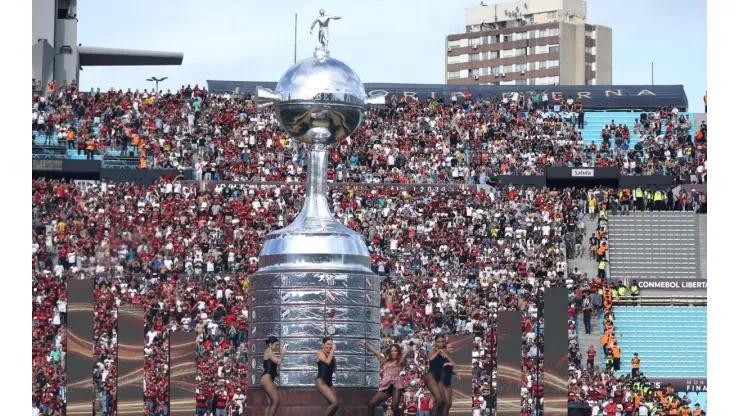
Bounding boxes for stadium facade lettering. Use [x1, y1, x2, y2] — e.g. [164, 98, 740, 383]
[206, 81, 689, 110]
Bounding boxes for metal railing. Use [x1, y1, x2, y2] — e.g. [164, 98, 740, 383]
[614, 295, 707, 307]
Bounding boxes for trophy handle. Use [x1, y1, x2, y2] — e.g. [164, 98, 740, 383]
[255, 86, 280, 109]
[364, 91, 386, 108]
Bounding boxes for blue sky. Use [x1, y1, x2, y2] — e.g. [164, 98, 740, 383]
[75, 0, 706, 111]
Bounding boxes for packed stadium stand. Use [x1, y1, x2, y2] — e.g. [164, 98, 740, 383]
[610, 306, 707, 378]
[607, 212, 702, 280]
[31, 80, 709, 416]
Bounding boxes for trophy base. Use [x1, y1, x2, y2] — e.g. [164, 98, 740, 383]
[244, 388, 382, 416]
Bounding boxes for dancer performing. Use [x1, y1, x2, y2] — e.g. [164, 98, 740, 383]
[424, 335, 447, 416]
[440, 343, 460, 416]
[360, 340, 410, 416]
[315, 337, 339, 416]
[261, 336, 288, 416]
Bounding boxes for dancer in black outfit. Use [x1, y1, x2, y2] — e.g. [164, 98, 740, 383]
[315, 337, 338, 416]
[424, 335, 447, 416]
[261, 336, 288, 416]
[440, 343, 459, 416]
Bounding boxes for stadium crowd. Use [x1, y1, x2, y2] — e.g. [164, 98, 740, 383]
[32, 81, 707, 182]
[31, 81, 706, 416]
[31, 176, 706, 416]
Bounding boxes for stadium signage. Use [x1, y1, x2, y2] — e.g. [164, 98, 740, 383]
[635, 278, 707, 290]
[32, 159, 63, 171]
[571, 169, 595, 178]
[185, 181, 476, 194]
[207, 81, 689, 110]
[652, 378, 707, 392]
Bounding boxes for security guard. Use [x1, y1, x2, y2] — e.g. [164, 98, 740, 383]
[598, 259, 608, 279]
[653, 188, 664, 211]
[645, 188, 654, 211]
[630, 280, 640, 297]
[635, 186, 644, 211]
[617, 282, 627, 297]
[632, 353, 641, 377]
[605, 347, 615, 371]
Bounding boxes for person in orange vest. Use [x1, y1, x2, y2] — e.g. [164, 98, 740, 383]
[631, 353, 640, 377]
[66, 128, 75, 150]
[611, 341, 621, 371]
[600, 331, 609, 356]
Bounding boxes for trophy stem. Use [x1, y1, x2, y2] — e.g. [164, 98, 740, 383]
[298, 144, 334, 227]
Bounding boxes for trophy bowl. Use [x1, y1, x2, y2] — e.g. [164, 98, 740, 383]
[258, 54, 367, 146]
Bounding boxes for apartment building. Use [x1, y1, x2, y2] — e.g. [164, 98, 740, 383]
[445, 0, 612, 86]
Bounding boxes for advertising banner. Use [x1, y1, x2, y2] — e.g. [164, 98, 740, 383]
[617, 278, 707, 291]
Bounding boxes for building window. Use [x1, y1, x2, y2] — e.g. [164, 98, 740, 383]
[448, 40, 460, 49]
[471, 37, 480, 46]
[481, 36, 489, 44]
[503, 35, 511, 42]
[547, 11, 557, 19]
[516, 63, 526, 72]
[515, 48, 526, 57]
[490, 50, 499, 59]
[472, 68, 481, 77]
[448, 71, 460, 79]
[538, 61, 547, 70]
[550, 28, 559, 37]
[514, 32, 527, 41]
[516, 79, 527, 85]
[549, 45, 560, 53]
[470, 53, 480, 61]
[482, 67, 490, 76]
[539, 29, 548, 38]
[547, 60, 560, 68]
[491, 66, 501, 75]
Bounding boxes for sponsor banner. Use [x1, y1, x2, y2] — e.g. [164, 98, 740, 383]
[32, 159, 63, 171]
[206, 81, 688, 110]
[628, 278, 707, 291]
[571, 168, 595, 178]
[651, 378, 707, 393]
[182, 181, 476, 193]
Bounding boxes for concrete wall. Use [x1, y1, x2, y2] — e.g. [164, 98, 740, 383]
[559, 22, 586, 85]
[594, 25, 613, 85]
[32, 0, 56, 48]
[558, 23, 577, 85]
[53, 13, 79, 84]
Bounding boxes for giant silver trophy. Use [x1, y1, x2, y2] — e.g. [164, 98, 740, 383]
[247, 11, 386, 389]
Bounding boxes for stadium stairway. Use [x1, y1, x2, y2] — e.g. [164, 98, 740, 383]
[610, 306, 707, 378]
[570, 215, 602, 369]
[607, 212, 701, 281]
